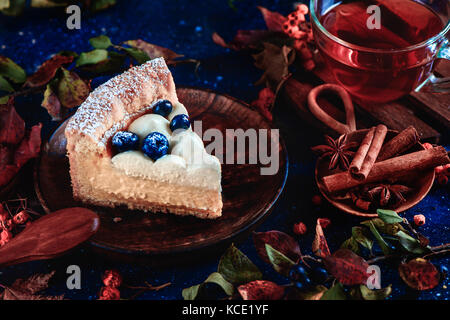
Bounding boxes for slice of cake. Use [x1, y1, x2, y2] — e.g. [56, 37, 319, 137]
[65, 58, 222, 219]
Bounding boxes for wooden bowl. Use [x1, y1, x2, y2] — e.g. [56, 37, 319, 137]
[34, 87, 288, 263]
[315, 129, 435, 218]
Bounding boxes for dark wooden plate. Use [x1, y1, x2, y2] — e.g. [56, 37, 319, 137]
[34, 87, 288, 261]
[316, 129, 434, 217]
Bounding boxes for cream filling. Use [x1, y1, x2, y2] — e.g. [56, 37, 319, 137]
[111, 102, 221, 191]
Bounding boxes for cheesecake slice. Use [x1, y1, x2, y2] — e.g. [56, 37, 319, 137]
[65, 58, 222, 219]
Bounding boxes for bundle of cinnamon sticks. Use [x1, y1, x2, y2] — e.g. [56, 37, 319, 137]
[322, 125, 450, 194]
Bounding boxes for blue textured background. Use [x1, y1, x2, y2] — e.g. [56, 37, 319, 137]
[0, 0, 448, 300]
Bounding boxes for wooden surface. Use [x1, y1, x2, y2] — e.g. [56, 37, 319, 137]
[0, 208, 99, 267]
[34, 87, 288, 261]
[315, 129, 435, 217]
[283, 59, 449, 142]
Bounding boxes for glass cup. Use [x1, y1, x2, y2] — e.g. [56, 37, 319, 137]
[310, 0, 450, 103]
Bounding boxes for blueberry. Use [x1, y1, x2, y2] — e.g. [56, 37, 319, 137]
[153, 100, 173, 117]
[141, 132, 169, 161]
[170, 114, 190, 131]
[112, 131, 139, 153]
[289, 264, 308, 281]
[294, 281, 305, 290]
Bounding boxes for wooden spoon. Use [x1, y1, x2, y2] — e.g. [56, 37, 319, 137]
[0, 207, 99, 267]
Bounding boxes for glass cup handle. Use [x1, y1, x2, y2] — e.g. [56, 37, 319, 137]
[414, 39, 450, 93]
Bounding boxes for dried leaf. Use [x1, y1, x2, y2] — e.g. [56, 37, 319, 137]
[88, 0, 116, 12]
[251, 87, 274, 121]
[79, 51, 125, 75]
[396, 230, 428, 254]
[13, 123, 42, 167]
[212, 30, 289, 51]
[257, 6, 287, 32]
[340, 237, 361, 255]
[122, 47, 150, 64]
[0, 97, 25, 145]
[296, 285, 328, 300]
[398, 258, 439, 290]
[238, 280, 284, 300]
[182, 272, 233, 300]
[323, 249, 369, 286]
[42, 83, 61, 120]
[31, 0, 68, 8]
[312, 218, 331, 258]
[367, 220, 392, 256]
[253, 42, 295, 90]
[218, 243, 262, 285]
[0, 0, 25, 16]
[1, 271, 64, 300]
[352, 226, 373, 250]
[76, 49, 108, 67]
[25, 55, 73, 88]
[252, 230, 301, 265]
[0, 55, 26, 83]
[124, 39, 183, 64]
[56, 68, 90, 109]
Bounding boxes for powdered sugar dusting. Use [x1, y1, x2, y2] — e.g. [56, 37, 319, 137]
[66, 58, 170, 147]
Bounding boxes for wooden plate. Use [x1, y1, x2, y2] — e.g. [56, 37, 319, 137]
[316, 129, 435, 217]
[34, 87, 288, 261]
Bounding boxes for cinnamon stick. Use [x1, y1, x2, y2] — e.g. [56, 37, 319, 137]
[351, 124, 388, 181]
[349, 126, 375, 177]
[323, 146, 450, 194]
[377, 126, 419, 161]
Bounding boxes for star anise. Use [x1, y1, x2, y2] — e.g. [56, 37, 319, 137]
[311, 135, 357, 170]
[365, 183, 413, 208]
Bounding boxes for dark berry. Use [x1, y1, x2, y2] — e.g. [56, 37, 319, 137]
[439, 265, 448, 278]
[153, 100, 173, 117]
[112, 131, 139, 153]
[294, 281, 305, 290]
[289, 264, 308, 281]
[311, 267, 328, 283]
[170, 114, 190, 132]
[141, 132, 169, 161]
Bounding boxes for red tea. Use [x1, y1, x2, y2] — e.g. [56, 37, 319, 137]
[317, 0, 445, 102]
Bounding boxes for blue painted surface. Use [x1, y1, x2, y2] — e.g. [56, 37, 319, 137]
[0, 0, 448, 300]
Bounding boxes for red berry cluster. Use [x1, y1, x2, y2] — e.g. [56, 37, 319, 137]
[293, 222, 307, 235]
[423, 143, 450, 185]
[98, 269, 122, 300]
[0, 203, 31, 247]
[282, 4, 315, 71]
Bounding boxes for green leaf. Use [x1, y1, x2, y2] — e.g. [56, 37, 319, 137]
[377, 209, 403, 224]
[78, 51, 125, 75]
[30, 0, 68, 8]
[296, 285, 328, 300]
[359, 284, 392, 300]
[0, 56, 26, 83]
[122, 47, 150, 64]
[352, 226, 373, 250]
[264, 243, 296, 276]
[0, 95, 10, 104]
[396, 231, 428, 254]
[361, 218, 406, 236]
[89, 0, 116, 12]
[56, 68, 90, 108]
[218, 243, 262, 285]
[76, 49, 108, 67]
[340, 237, 360, 255]
[368, 221, 392, 256]
[0, 75, 14, 92]
[320, 283, 347, 300]
[0, 0, 9, 10]
[182, 272, 234, 300]
[1, 0, 25, 15]
[89, 35, 112, 49]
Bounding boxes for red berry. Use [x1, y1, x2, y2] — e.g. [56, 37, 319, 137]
[414, 214, 426, 226]
[435, 165, 444, 175]
[98, 286, 120, 300]
[312, 195, 322, 206]
[422, 142, 433, 150]
[1, 229, 12, 243]
[437, 174, 448, 185]
[293, 222, 307, 235]
[13, 210, 29, 225]
[444, 163, 450, 175]
[296, 4, 309, 15]
[102, 269, 122, 288]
